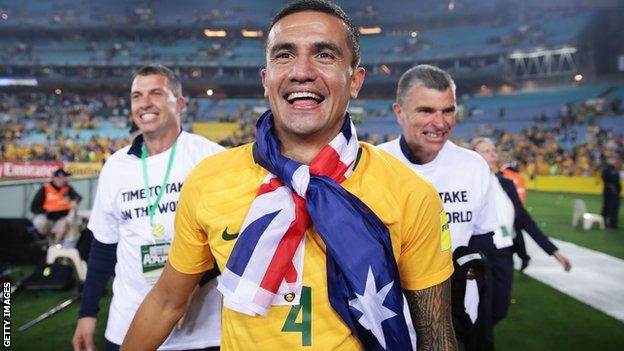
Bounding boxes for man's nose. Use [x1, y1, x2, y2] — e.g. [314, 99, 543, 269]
[134, 95, 153, 110]
[431, 111, 447, 127]
[289, 56, 317, 83]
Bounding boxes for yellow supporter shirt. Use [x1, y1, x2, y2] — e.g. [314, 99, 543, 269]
[170, 142, 453, 350]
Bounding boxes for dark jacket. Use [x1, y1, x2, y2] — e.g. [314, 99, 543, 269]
[496, 173, 558, 255]
[602, 163, 621, 195]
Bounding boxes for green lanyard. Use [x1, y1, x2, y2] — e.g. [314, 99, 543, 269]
[141, 141, 177, 241]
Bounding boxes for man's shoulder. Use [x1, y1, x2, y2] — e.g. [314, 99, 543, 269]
[444, 141, 489, 170]
[180, 131, 224, 155]
[182, 143, 260, 199]
[104, 144, 133, 165]
[358, 142, 437, 194]
[375, 138, 399, 152]
[186, 143, 256, 180]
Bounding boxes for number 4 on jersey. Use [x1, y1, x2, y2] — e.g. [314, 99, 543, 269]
[282, 286, 312, 346]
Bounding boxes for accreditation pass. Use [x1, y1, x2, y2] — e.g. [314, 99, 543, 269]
[141, 242, 171, 285]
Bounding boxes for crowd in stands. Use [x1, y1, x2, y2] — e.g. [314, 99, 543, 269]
[456, 95, 624, 178]
[467, 124, 622, 178]
[2, 91, 622, 179]
[1, 92, 129, 162]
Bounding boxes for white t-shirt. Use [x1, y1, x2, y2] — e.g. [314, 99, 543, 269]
[491, 174, 515, 249]
[377, 138, 498, 250]
[88, 131, 224, 349]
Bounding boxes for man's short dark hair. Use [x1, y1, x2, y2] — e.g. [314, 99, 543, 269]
[132, 64, 182, 97]
[267, 0, 360, 68]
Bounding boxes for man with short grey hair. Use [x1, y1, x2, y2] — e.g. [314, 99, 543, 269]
[378, 64, 498, 350]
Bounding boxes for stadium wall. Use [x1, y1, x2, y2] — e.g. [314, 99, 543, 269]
[525, 175, 624, 196]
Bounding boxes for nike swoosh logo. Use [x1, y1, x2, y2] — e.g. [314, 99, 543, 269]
[221, 227, 239, 241]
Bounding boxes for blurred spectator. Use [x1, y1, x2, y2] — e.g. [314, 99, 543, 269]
[30, 168, 82, 244]
[601, 154, 622, 229]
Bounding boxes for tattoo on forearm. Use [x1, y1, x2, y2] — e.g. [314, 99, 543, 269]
[404, 279, 458, 351]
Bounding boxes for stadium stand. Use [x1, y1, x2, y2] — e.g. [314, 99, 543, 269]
[0, 0, 621, 176]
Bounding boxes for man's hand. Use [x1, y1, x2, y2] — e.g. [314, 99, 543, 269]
[72, 317, 98, 351]
[520, 256, 530, 272]
[404, 279, 458, 351]
[553, 251, 572, 271]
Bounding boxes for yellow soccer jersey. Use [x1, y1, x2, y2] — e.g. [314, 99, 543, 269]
[170, 142, 453, 350]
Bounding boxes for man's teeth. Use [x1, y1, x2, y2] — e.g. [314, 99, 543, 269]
[424, 131, 445, 137]
[287, 92, 322, 102]
[141, 113, 157, 121]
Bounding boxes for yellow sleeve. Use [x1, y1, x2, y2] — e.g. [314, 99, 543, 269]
[169, 170, 215, 274]
[398, 182, 453, 290]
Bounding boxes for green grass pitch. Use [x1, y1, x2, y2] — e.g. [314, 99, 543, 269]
[5, 191, 623, 350]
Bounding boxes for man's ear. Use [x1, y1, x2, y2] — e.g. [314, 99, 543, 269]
[349, 67, 366, 99]
[392, 102, 405, 127]
[260, 68, 269, 98]
[176, 96, 186, 114]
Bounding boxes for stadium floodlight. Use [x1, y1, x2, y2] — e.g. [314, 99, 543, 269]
[359, 26, 382, 35]
[204, 29, 227, 38]
[241, 29, 263, 38]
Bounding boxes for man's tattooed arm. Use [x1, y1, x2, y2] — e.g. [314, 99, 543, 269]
[404, 279, 458, 351]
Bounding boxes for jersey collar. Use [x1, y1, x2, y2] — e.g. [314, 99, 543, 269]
[127, 128, 183, 158]
[399, 135, 425, 165]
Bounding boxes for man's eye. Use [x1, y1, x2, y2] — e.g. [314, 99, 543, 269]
[275, 52, 292, 59]
[318, 52, 334, 59]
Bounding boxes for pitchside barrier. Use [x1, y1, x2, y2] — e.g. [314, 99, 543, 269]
[0, 176, 98, 219]
[0, 172, 621, 218]
[525, 175, 624, 196]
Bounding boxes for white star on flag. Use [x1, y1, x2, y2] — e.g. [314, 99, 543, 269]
[348, 266, 398, 349]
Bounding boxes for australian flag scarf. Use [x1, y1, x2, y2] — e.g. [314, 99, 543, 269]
[217, 110, 413, 350]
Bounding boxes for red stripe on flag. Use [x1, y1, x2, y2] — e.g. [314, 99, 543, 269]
[284, 262, 297, 283]
[310, 145, 349, 181]
[259, 193, 309, 293]
[257, 177, 284, 196]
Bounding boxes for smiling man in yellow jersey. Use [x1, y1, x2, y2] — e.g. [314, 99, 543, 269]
[122, 1, 456, 350]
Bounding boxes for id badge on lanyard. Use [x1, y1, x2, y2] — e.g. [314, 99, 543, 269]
[141, 242, 171, 285]
[139, 140, 177, 285]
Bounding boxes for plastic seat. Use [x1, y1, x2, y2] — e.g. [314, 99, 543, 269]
[45, 210, 91, 282]
[572, 199, 605, 230]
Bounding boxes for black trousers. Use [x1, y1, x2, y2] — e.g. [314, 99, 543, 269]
[466, 234, 496, 351]
[490, 247, 514, 324]
[602, 191, 620, 228]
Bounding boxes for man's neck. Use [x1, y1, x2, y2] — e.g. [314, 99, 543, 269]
[277, 129, 341, 165]
[280, 141, 324, 165]
[143, 128, 180, 156]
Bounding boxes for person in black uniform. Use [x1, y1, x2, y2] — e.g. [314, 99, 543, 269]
[602, 155, 621, 229]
